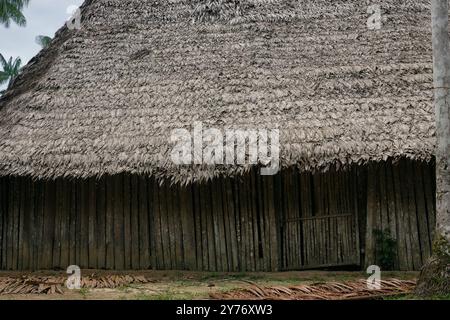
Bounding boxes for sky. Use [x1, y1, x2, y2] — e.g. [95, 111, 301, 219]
[0, 0, 84, 91]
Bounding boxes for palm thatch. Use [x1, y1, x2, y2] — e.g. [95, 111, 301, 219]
[0, 0, 435, 184]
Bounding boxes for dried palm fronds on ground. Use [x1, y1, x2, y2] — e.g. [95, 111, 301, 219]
[0, 274, 151, 295]
[210, 279, 417, 300]
[0, 276, 64, 295]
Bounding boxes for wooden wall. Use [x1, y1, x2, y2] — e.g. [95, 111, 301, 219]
[0, 171, 279, 271]
[0, 159, 436, 271]
[365, 159, 436, 270]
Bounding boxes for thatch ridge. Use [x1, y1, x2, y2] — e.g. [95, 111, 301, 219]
[0, 0, 436, 183]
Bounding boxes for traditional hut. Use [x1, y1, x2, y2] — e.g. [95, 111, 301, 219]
[0, 0, 436, 271]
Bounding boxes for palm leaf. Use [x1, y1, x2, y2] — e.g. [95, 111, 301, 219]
[0, 0, 30, 28]
[0, 54, 22, 87]
[0, 71, 9, 85]
[0, 54, 7, 69]
[35, 35, 53, 49]
[12, 57, 21, 74]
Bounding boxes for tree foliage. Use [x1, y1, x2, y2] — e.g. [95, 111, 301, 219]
[0, 53, 22, 88]
[35, 35, 52, 49]
[0, 0, 30, 28]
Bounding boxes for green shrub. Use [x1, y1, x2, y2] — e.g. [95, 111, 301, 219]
[374, 229, 397, 270]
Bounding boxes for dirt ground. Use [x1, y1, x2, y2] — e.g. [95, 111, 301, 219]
[0, 270, 420, 300]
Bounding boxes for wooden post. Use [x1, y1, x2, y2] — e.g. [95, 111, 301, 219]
[416, 0, 450, 295]
[431, 0, 450, 247]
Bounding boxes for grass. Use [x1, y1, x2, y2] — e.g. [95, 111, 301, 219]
[134, 290, 206, 300]
[78, 288, 90, 299]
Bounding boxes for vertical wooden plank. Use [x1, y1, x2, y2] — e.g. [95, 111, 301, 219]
[211, 179, 225, 271]
[225, 177, 239, 271]
[172, 184, 183, 269]
[123, 175, 132, 270]
[221, 178, 233, 271]
[11, 178, 20, 270]
[52, 178, 63, 269]
[147, 177, 159, 270]
[249, 170, 257, 271]
[284, 170, 292, 268]
[325, 171, 333, 266]
[300, 172, 311, 267]
[218, 179, 229, 271]
[165, 183, 177, 269]
[323, 172, 331, 265]
[151, 179, 164, 269]
[237, 177, 248, 271]
[240, 175, 252, 271]
[328, 171, 337, 265]
[258, 174, 268, 271]
[356, 166, 368, 267]
[60, 179, 70, 269]
[138, 176, 150, 269]
[198, 183, 211, 271]
[147, 177, 157, 270]
[427, 163, 437, 234]
[158, 182, 171, 269]
[365, 163, 376, 267]
[87, 178, 97, 269]
[113, 175, 125, 270]
[21, 178, 33, 270]
[351, 167, 361, 265]
[413, 162, 432, 263]
[385, 161, 398, 269]
[193, 183, 206, 270]
[0, 178, 6, 269]
[192, 183, 202, 270]
[233, 178, 243, 271]
[130, 175, 140, 269]
[250, 170, 261, 271]
[105, 176, 115, 269]
[44, 180, 56, 269]
[392, 161, 409, 270]
[266, 175, 278, 271]
[269, 173, 285, 270]
[180, 184, 196, 270]
[17, 178, 27, 270]
[317, 173, 324, 265]
[69, 180, 77, 267]
[379, 163, 389, 233]
[405, 160, 422, 269]
[372, 165, 381, 264]
[6, 177, 13, 269]
[294, 169, 302, 268]
[0, 178, 4, 269]
[96, 178, 106, 269]
[205, 182, 217, 271]
[422, 163, 436, 248]
[4, 177, 10, 269]
[399, 160, 413, 269]
[79, 180, 89, 268]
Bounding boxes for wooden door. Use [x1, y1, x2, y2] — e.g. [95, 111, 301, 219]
[280, 169, 360, 270]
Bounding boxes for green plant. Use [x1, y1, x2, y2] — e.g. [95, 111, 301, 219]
[0, 0, 30, 27]
[0, 54, 22, 87]
[374, 229, 397, 270]
[78, 287, 90, 299]
[432, 234, 450, 261]
[35, 35, 52, 49]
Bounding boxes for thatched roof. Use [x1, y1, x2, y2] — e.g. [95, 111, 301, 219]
[0, 0, 435, 184]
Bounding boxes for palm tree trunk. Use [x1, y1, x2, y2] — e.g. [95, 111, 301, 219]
[416, 0, 450, 296]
